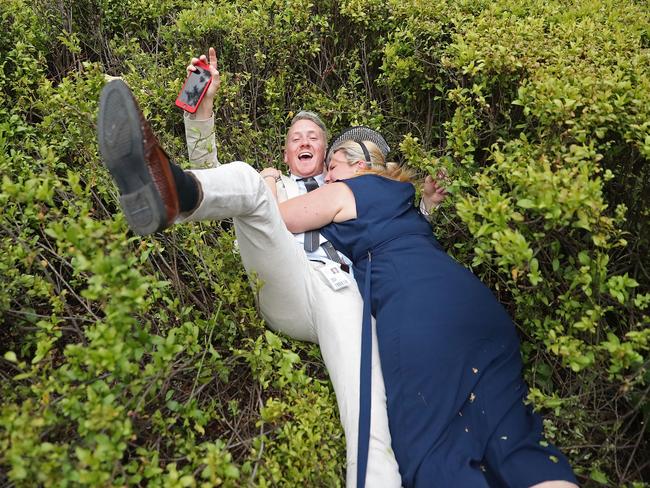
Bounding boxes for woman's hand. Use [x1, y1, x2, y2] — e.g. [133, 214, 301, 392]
[422, 169, 450, 210]
[187, 47, 221, 119]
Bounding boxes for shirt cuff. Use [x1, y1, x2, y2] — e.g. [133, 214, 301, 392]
[184, 111, 215, 126]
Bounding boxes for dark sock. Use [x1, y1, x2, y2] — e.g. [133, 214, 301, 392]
[170, 163, 200, 212]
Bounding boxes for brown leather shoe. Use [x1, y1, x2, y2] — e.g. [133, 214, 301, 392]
[97, 80, 180, 235]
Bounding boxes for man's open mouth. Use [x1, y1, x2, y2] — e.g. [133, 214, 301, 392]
[298, 151, 313, 160]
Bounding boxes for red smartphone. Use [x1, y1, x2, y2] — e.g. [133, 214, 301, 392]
[175, 59, 212, 113]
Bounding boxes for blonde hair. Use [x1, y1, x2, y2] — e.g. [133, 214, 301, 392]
[327, 140, 416, 183]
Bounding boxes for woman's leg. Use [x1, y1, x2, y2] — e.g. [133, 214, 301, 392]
[479, 375, 578, 488]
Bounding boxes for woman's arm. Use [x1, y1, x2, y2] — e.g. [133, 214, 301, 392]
[280, 182, 357, 233]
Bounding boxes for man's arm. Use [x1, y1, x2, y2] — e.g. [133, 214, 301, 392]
[184, 47, 222, 168]
[260, 167, 280, 200]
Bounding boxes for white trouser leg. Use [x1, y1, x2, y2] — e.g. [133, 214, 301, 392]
[178, 161, 401, 487]
[313, 279, 401, 488]
[178, 161, 316, 341]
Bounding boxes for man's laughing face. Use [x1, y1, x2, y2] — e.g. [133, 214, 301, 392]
[284, 119, 327, 177]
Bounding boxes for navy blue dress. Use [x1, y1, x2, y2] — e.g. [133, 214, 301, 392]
[321, 175, 576, 488]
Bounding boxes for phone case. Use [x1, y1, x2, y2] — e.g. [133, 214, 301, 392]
[175, 59, 212, 113]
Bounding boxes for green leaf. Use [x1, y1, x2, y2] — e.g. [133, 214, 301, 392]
[4, 351, 17, 362]
[590, 468, 609, 484]
[517, 198, 535, 209]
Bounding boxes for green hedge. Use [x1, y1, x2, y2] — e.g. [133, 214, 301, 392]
[1, 0, 648, 486]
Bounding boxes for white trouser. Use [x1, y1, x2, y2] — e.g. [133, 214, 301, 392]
[178, 161, 401, 487]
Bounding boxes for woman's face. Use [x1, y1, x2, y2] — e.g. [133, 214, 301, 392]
[325, 151, 360, 183]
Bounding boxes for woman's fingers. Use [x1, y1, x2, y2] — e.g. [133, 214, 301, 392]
[436, 169, 451, 184]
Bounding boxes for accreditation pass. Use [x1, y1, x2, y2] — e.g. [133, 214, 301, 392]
[318, 261, 352, 290]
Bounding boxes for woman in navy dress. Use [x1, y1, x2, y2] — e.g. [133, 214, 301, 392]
[269, 132, 578, 488]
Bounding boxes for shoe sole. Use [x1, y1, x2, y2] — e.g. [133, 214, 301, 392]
[97, 80, 167, 235]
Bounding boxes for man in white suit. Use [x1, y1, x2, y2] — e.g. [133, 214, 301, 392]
[97, 47, 446, 487]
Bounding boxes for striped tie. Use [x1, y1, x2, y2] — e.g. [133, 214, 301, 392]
[300, 177, 321, 252]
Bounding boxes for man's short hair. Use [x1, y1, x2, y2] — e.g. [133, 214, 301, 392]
[288, 110, 329, 141]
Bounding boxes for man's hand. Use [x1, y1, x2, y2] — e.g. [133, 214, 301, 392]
[187, 47, 221, 120]
[260, 167, 282, 181]
[422, 169, 450, 213]
[260, 167, 281, 199]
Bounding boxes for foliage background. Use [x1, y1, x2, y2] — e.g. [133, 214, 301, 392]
[1, 0, 648, 486]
